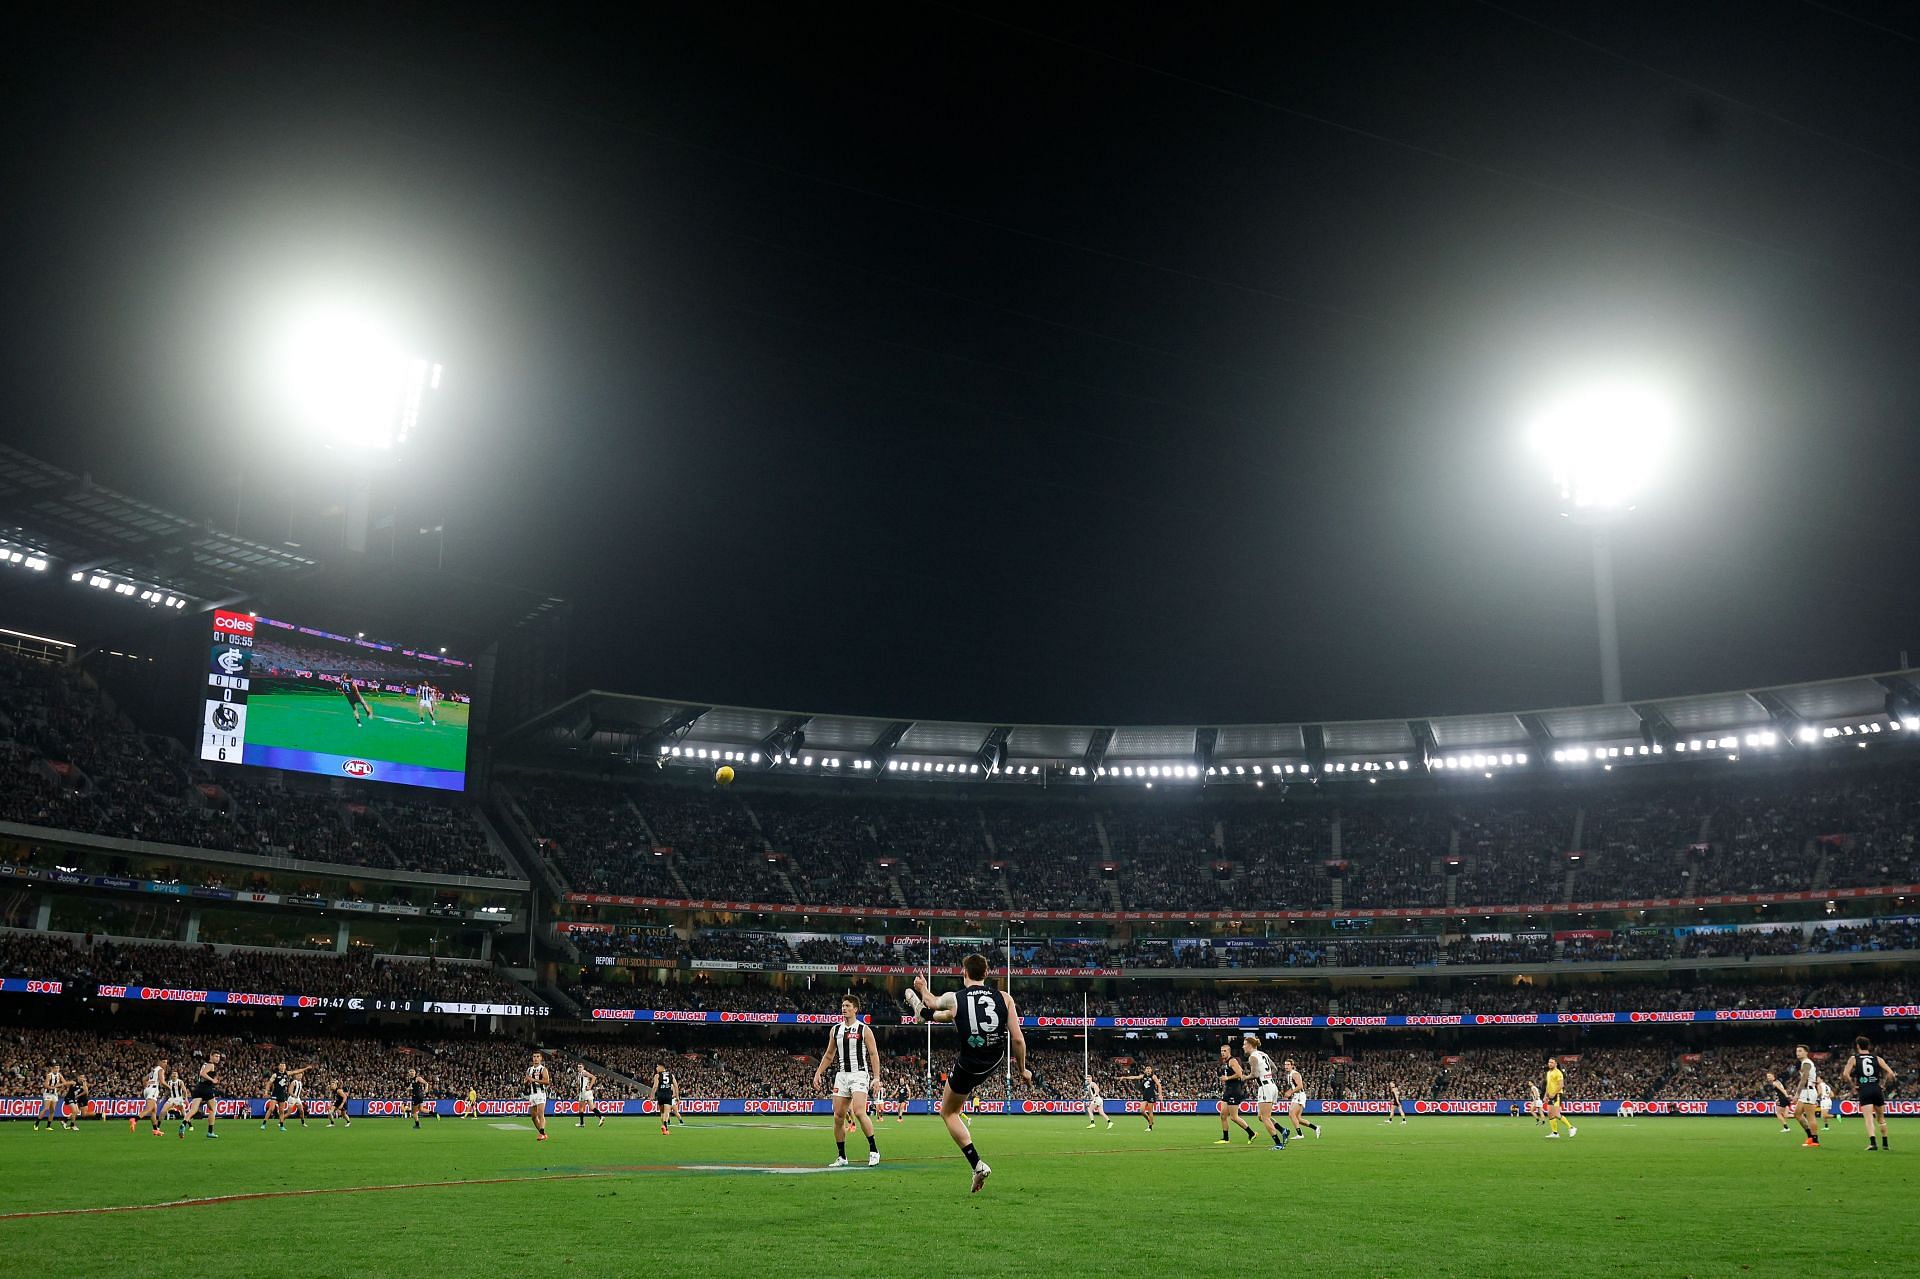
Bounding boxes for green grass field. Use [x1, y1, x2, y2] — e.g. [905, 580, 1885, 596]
[244, 685, 469, 772]
[4, 1115, 1914, 1278]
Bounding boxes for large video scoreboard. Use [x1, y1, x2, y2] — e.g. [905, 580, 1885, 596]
[200, 609, 472, 791]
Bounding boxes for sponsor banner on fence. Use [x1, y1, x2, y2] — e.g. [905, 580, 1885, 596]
[586, 1005, 1920, 1029]
[0, 977, 63, 995]
[11, 1096, 1914, 1119]
[90, 985, 548, 1016]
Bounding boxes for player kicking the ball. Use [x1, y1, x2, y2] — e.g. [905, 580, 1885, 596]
[813, 996, 882, 1167]
[908, 956, 1030, 1193]
[341, 677, 373, 726]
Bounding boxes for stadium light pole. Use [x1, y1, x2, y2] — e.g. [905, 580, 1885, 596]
[1529, 383, 1675, 705]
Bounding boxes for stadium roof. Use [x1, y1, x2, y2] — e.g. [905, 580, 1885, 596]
[0, 443, 317, 606]
[496, 668, 1920, 785]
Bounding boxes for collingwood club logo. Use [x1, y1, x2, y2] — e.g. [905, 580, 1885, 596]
[212, 705, 239, 732]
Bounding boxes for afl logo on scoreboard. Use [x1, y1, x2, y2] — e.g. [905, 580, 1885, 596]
[342, 759, 376, 778]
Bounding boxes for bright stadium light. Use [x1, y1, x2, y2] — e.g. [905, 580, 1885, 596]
[1529, 382, 1674, 514]
[1527, 380, 1677, 705]
[273, 302, 442, 453]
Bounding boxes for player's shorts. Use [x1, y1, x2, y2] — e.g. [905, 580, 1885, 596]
[654, 1091, 674, 1109]
[528, 1089, 548, 1107]
[947, 1056, 1005, 1098]
[1859, 1085, 1887, 1108]
[1798, 1088, 1820, 1107]
[271, 1089, 289, 1105]
[1821, 1097, 1834, 1115]
[1289, 1091, 1308, 1109]
[1086, 1094, 1104, 1108]
[192, 1081, 216, 1103]
[1256, 1082, 1280, 1105]
[833, 1070, 872, 1099]
[144, 1085, 160, 1102]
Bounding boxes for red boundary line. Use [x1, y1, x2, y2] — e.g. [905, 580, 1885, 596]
[0, 1172, 609, 1221]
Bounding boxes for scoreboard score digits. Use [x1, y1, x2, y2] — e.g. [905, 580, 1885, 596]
[201, 610, 255, 762]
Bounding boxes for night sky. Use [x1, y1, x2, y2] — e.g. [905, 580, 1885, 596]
[3, 1, 1918, 727]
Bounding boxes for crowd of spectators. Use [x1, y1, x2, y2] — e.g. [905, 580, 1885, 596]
[0, 929, 531, 1004]
[562, 915, 1920, 974]
[510, 766, 1920, 914]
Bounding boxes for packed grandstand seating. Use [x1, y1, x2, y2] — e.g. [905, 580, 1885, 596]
[560, 915, 1920, 972]
[9, 645, 1920, 912]
[558, 970, 1916, 1019]
[506, 766, 1920, 913]
[0, 650, 510, 878]
[7, 1026, 1898, 1106]
[0, 930, 532, 1005]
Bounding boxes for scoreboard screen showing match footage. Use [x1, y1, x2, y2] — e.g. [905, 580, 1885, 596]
[200, 610, 473, 792]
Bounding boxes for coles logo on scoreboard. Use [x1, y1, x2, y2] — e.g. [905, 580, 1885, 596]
[342, 760, 376, 778]
[212, 610, 255, 636]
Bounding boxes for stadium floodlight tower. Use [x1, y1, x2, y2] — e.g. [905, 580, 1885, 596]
[273, 301, 443, 554]
[1528, 382, 1674, 705]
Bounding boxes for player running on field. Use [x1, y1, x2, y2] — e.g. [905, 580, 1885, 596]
[1118, 1064, 1162, 1131]
[813, 996, 882, 1167]
[574, 1063, 604, 1129]
[1241, 1034, 1290, 1150]
[162, 1072, 189, 1125]
[72, 1074, 102, 1123]
[134, 1057, 169, 1134]
[1526, 1079, 1545, 1125]
[1084, 1074, 1113, 1129]
[526, 1051, 551, 1142]
[180, 1054, 224, 1139]
[1542, 1057, 1576, 1139]
[34, 1064, 65, 1131]
[326, 1078, 353, 1128]
[1843, 1034, 1897, 1151]
[285, 1069, 310, 1127]
[908, 955, 1032, 1193]
[1216, 1045, 1255, 1143]
[406, 1070, 437, 1128]
[417, 682, 438, 724]
[1283, 1058, 1320, 1139]
[261, 1061, 310, 1131]
[651, 1061, 683, 1132]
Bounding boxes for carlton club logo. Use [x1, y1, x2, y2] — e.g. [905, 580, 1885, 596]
[216, 648, 247, 675]
[342, 760, 375, 778]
